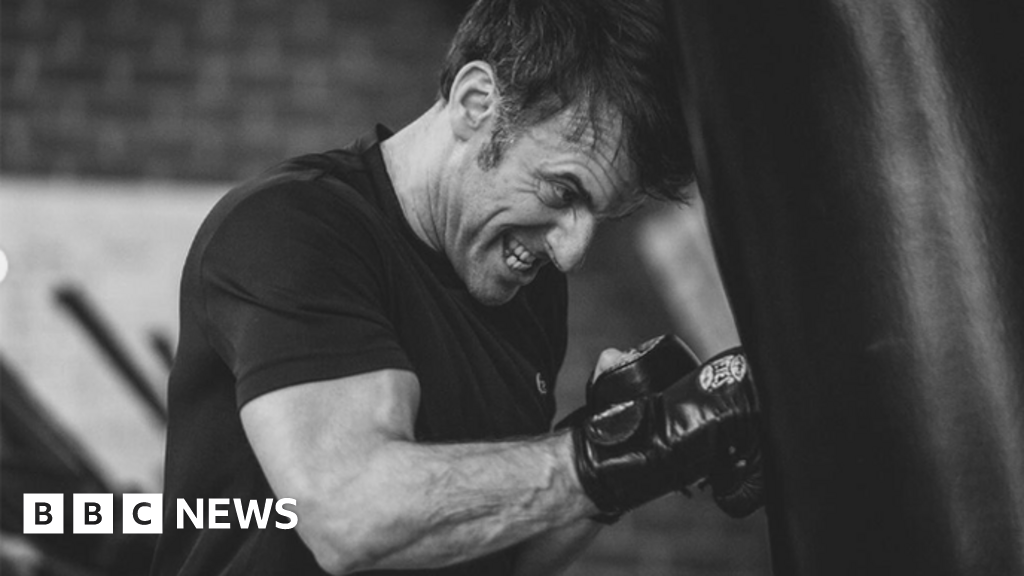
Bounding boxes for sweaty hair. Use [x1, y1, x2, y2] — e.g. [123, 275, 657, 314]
[439, 0, 693, 202]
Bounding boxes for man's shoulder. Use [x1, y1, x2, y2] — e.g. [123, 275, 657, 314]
[226, 148, 375, 212]
[179, 147, 399, 293]
[201, 148, 385, 239]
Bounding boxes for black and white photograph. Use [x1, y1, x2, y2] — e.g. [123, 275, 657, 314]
[1, 1, 1021, 575]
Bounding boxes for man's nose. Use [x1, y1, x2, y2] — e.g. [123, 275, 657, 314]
[546, 210, 596, 272]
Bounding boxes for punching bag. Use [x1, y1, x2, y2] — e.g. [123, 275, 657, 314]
[667, 1, 1024, 574]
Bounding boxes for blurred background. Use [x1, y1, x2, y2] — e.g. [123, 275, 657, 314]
[0, 0, 770, 574]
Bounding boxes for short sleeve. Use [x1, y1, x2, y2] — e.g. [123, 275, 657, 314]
[196, 181, 412, 407]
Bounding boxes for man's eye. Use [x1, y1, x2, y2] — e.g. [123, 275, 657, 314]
[552, 183, 579, 207]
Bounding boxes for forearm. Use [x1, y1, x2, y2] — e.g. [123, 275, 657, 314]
[303, 429, 595, 574]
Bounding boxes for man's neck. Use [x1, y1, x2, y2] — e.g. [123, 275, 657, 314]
[379, 103, 448, 253]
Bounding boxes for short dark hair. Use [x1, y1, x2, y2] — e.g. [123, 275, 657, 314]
[439, 0, 693, 202]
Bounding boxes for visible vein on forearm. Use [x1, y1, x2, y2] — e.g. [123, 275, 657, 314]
[336, 433, 586, 570]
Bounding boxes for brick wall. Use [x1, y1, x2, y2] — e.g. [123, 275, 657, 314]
[1, 0, 457, 180]
[0, 0, 772, 573]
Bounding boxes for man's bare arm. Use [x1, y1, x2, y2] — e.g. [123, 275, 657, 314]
[240, 368, 597, 575]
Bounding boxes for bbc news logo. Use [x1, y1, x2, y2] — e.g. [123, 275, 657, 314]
[24, 494, 298, 534]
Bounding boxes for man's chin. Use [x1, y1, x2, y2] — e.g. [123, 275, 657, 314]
[467, 282, 520, 306]
[464, 268, 526, 306]
[459, 258, 533, 306]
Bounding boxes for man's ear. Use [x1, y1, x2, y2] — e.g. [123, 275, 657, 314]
[447, 61, 499, 141]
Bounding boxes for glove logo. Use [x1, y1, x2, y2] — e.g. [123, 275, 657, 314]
[699, 354, 747, 392]
[536, 373, 548, 394]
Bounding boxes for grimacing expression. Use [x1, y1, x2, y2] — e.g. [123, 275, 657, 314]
[444, 107, 638, 305]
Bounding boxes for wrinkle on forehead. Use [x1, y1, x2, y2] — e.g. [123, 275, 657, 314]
[553, 104, 642, 213]
[493, 95, 634, 179]
[544, 104, 631, 170]
[561, 99, 626, 159]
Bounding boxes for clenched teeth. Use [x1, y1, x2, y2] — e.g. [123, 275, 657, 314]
[505, 236, 539, 271]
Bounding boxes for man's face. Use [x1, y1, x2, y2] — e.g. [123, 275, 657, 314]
[441, 107, 638, 305]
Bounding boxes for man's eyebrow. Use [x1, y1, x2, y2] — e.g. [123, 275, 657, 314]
[557, 171, 637, 219]
[559, 173, 594, 206]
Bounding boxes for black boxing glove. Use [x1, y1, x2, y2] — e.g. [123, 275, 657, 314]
[561, 337, 765, 519]
[570, 347, 760, 519]
[556, 335, 698, 523]
[556, 334, 699, 431]
[709, 419, 765, 518]
[695, 352, 765, 518]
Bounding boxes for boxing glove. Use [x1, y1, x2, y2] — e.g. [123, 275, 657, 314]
[695, 351, 765, 518]
[557, 334, 699, 430]
[570, 346, 761, 519]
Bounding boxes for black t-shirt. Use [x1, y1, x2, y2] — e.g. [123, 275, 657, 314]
[151, 127, 568, 575]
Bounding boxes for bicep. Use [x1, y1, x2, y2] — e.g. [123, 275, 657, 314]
[240, 368, 420, 506]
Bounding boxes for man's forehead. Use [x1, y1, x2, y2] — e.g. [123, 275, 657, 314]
[534, 105, 642, 212]
[550, 102, 626, 154]
[529, 106, 633, 173]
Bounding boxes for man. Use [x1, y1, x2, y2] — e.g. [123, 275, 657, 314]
[152, 1, 758, 574]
